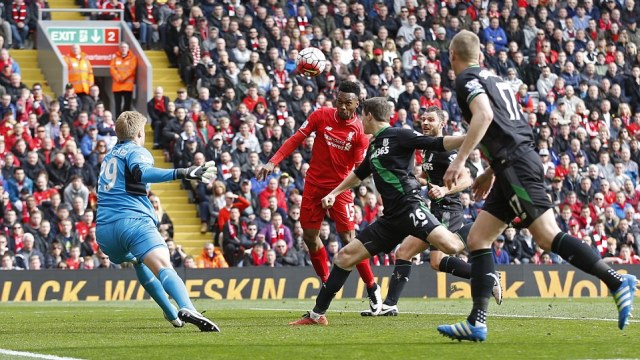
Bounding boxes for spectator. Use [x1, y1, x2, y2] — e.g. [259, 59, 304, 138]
[69, 153, 96, 189]
[99, 0, 124, 20]
[182, 255, 197, 269]
[263, 249, 280, 267]
[484, 17, 508, 51]
[197, 242, 228, 268]
[503, 227, 524, 264]
[166, 239, 186, 268]
[465, 148, 489, 180]
[221, 207, 252, 266]
[64, 245, 82, 270]
[147, 87, 170, 149]
[138, 0, 160, 48]
[215, 191, 250, 233]
[54, 219, 81, 257]
[273, 239, 298, 266]
[7, 0, 30, 50]
[6, 167, 32, 210]
[149, 193, 173, 239]
[44, 240, 64, 269]
[14, 232, 43, 269]
[243, 242, 268, 266]
[259, 177, 288, 212]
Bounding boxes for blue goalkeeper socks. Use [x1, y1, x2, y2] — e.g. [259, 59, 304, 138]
[134, 263, 178, 320]
[158, 267, 196, 311]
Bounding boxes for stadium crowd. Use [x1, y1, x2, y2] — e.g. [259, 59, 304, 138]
[1, 0, 640, 270]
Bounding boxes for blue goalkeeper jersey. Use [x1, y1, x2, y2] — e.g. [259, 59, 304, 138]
[97, 141, 176, 225]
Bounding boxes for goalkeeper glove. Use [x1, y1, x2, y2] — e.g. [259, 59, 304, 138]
[176, 161, 217, 183]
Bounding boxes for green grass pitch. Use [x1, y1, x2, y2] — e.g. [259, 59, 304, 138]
[0, 298, 638, 360]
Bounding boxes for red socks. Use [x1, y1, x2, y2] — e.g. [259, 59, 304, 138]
[311, 248, 375, 288]
[356, 258, 375, 288]
[310, 247, 330, 283]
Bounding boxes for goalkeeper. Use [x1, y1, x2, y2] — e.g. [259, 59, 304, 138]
[96, 111, 219, 332]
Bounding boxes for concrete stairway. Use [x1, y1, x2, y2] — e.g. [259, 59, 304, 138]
[144, 50, 183, 98]
[10, 50, 55, 99]
[143, 50, 210, 255]
[144, 126, 211, 255]
[49, 0, 86, 21]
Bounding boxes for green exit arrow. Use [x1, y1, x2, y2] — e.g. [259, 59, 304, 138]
[90, 29, 102, 43]
[47, 28, 105, 45]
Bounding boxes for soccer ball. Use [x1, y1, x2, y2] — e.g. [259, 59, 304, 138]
[296, 47, 326, 77]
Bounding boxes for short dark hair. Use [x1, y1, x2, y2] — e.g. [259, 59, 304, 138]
[424, 106, 445, 122]
[363, 97, 392, 122]
[338, 80, 361, 98]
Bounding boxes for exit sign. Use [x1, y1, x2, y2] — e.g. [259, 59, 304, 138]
[47, 26, 121, 67]
[47, 27, 120, 45]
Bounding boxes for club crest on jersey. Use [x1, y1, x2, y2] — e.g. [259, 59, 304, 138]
[383, 138, 389, 147]
[479, 69, 500, 80]
[346, 131, 355, 142]
[465, 79, 482, 93]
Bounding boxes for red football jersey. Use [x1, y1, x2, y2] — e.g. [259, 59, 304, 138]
[299, 108, 369, 189]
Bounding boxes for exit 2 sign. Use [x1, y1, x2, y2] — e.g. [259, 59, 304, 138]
[47, 27, 120, 45]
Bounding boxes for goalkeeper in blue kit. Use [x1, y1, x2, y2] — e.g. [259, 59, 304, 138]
[96, 111, 219, 332]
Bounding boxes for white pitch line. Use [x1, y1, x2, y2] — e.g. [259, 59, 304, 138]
[0, 349, 84, 360]
[247, 307, 640, 323]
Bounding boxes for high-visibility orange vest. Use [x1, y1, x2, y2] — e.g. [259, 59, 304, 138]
[109, 50, 138, 93]
[65, 52, 94, 95]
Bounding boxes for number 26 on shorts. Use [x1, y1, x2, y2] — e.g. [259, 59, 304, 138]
[409, 208, 429, 227]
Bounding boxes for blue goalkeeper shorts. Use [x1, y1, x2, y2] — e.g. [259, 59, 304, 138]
[96, 217, 166, 264]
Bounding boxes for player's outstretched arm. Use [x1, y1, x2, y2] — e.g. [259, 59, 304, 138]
[321, 172, 361, 209]
[257, 131, 307, 180]
[442, 135, 466, 151]
[135, 162, 216, 184]
[402, 131, 464, 152]
[444, 94, 493, 189]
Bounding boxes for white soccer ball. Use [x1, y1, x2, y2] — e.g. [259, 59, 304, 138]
[296, 47, 327, 77]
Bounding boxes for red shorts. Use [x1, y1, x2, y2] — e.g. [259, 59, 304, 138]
[300, 185, 355, 233]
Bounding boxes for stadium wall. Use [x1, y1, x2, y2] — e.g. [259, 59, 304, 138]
[0, 265, 638, 302]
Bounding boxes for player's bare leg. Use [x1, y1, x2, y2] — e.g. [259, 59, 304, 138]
[290, 238, 372, 326]
[528, 209, 636, 330]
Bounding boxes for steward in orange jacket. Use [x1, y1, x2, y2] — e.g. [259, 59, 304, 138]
[198, 243, 229, 268]
[64, 44, 94, 96]
[109, 42, 138, 117]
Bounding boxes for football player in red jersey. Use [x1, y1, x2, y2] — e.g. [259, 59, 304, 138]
[257, 81, 383, 314]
